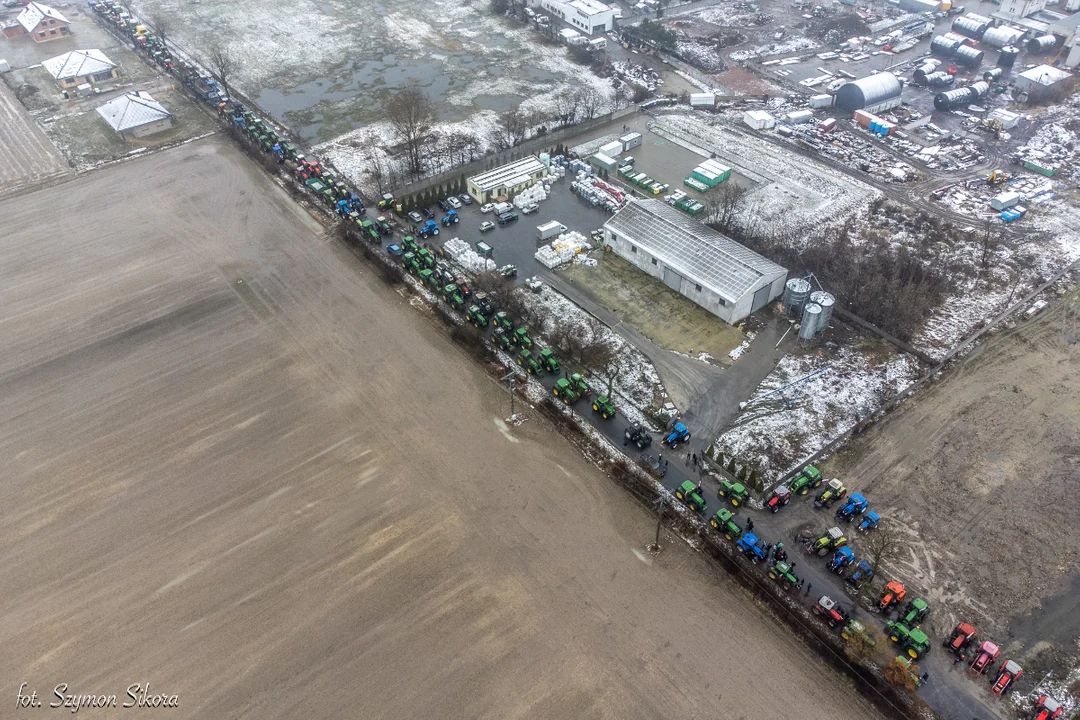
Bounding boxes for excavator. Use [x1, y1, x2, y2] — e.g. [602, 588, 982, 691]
[982, 118, 1004, 139]
[987, 169, 1009, 185]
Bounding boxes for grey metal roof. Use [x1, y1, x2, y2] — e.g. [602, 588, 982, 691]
[468, 156, 546, 192]
[835, 73, 903, 111]
[604, 199, 786, 302]
[42, 49, 115, 80]
[96, 91, 170, 131]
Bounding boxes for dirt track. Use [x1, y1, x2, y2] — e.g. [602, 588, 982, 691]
[831, 287, 1080, 646]
[0, 138, 879, 719]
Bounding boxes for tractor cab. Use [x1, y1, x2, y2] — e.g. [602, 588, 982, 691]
[836, 492, 868, 522]
[790, 465, 823, 495]
[623, 423, 652, 450]
[377, 193, 394, 210]
[401, 235, 420, 254]
[466, 305, 488, 328]
[904, 629, 930, 659]
[812, 595, 849, 627]
[768, 560, 799, 590]
[569, 373, 590, 397]
[814, 478, 847, 509]
[901, 598, 929, 626]
[417, 248, 435, 269]
[810, 526, 847, 556]
[401, 252, 420, 274]
[945, 622, 977, 654]
[710, 508, 741, 540]
[539, 348, 560, 373]
[591, 395, 617, 419]
[970, 640, 1000, 674]
[419, 220, 440, 238]
[675, 480, 707, 513]
[517, 349, 541, 374]
[718, 481, 749, 507]
[473, 291, 495, 317]
[857, 510, 881, 532]
[766, 485, 791, 513]
[846, 559, 874, 585]
[879, 580, 907, 612]
[828, 546, 856, 573]
[662, 421, 691, 449]
[736, 533, 767, 563]
[553, 378, 579, 404]
[841, 620, 875, 648]
[442, 284, 465, 309]
[992, 660, 1022, 695]
[886, 620, 913, 644]
[512, 327, 533, 349]
[492, 312, 513, 330]
[490, 328, 513, 351]
[1033, 695, 1063, 720]
[442, 209, 459, 226]
[417, 268, 435, 287]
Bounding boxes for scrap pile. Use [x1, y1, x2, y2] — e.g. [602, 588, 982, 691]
[570, 173, 626, 214]
[442, 237, 497, 273]
[535, 230, 593, 269]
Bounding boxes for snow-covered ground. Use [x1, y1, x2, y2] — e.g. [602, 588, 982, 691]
[709, 344, 918, 481]
[729, 37, 819, 62]
[649, 110, 879, 239]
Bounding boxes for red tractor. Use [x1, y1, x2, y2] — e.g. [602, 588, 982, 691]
[944, 622, 977, 654]
[812, 595, 850, 628]
[878, 580, 906, 612]
[1032, 695, 1062, 720]
[969, 640, 1000, 675]
[765, 485, 792, 513]
[991, 659, 1022, 695]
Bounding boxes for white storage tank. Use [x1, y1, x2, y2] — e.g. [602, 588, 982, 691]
[783, 278, 812, 316]
[809, 291, 835, 329]
[799, 303, 822, 340]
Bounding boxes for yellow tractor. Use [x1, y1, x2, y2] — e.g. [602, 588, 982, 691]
[987, 169, 1008, 185]
[982, 119, 1004, 139]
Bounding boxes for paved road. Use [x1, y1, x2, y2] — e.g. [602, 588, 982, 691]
[0, 136, 883, 720]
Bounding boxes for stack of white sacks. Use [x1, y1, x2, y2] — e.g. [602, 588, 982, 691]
[534, 230, 591, 269]
[441, 237, 496, 273]
[513, 183, 548, 209]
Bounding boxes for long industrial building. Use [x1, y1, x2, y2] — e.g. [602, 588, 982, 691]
[603, 199, 787, 325]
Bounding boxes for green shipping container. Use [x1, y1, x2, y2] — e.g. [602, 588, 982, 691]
[1023, 160, 1057, 177]
[684, 176, 710, 192]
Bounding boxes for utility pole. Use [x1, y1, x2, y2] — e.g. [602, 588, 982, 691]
[647, 498, 665, 554]
[500, 370, 516, 419]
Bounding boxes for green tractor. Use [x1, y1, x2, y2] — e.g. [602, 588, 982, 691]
[466, 305, 488, 328]
[553, 378, 579, 404]
[402, 252, 422, 275]
[709, 508, 742, 540]
[885, 621, 914, 645]
[417, 248, 435, 269]
[768, 560, 799, 591]
[492, 312, 513, 331]
[490, 327, 513, 351]
[360, 219, 380, 242]
[841, 620, 877, 649]
[417, 268, 435, 287]
[569, 373, 591, 398]
[900, 598, 929, 627]
[401, 235, 419, 254]
[442, 283, 465, 309]
[517, 348, 541, 374]
[903, 629, 930, 659]
[591, 395, 617, 419]
[790, 465, 824, 496]
[511, 327, 532, 349]
[539, 348, 560, 374]
[717, 480, 750, 507]
[675, 480, 707, 513]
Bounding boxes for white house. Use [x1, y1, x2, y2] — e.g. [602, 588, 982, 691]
[2, 2, 70, 42]
[96, 91, 173, 140]
[42, 49, 118, 89]
[603, 199, 787, 325]
[541, 0, 617, 34]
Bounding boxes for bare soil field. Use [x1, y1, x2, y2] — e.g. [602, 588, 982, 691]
[830, 286, 1080, 647]
[0, 80, 68, 198]
[0, 137, 879, 719]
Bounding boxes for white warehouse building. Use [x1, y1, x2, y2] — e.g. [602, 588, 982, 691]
[542, 0, 618, 34]
[603, 200, 788, 324]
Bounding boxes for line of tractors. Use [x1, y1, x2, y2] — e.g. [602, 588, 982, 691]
[673, 462, 1039, 704]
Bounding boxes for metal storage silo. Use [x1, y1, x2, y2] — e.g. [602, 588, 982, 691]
[782, 278, 812, 316]
[935, 87, 977, 111]
[1027, 35, 1057, 54]
[968, 80, 990, 99]
[998, 46, 1020, 68]
[926, 71, 955, 87]
[799, 303, 821, 341]
[951, 13, 992, 39]
[809, 291, 835, 331]
[954, 45, 984, 67]
[913, 61, 940, 83]
[931, 35, 961, 56]
[834, 73, 904, 112]
[982, 26, 1024, 49]
[983, 67, 1004, 82]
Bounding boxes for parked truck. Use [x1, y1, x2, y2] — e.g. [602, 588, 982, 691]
[537, 221, 567, 241]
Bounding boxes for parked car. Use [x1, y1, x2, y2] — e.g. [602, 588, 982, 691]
[521, 203, 539, 215]
[408, 211, 423, 223]
[447, 196, 462, 209]
[498, 211, 519, 225]
[458, 194, 474, 205]
[479, 221, 495, 233]
[386, 243, 403, 256]
[480, 203, 495, 214]
[436, 199, 449, 211]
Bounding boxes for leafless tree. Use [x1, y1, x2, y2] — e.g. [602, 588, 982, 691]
[553, 89, 580, 127]
[704, 182, 748, 234]
[496, 106, 529, 149]
[612, 81, 629, 110]
[387, 80, 435, 180]
[577, 85, 605, 120]
[207, 42, 240, 103]
[978, 218, 1003, 280]
[148, 11, 170, 51]
[862, 520, 905, 578]
[367, 154, 404, 197]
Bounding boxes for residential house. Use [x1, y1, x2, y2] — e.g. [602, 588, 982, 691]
[2, 2, 71, 42]
[96, 91, 173, 140]
[42, 49, 118, 89]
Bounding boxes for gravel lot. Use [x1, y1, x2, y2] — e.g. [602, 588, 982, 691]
[0, 136, 880, 719]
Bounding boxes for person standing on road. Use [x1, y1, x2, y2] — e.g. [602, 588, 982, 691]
[746, 517, 754, 532]
[954, 655, 965, 665]
[692, 452, 698, 467]
[805, 582, 812, 596]
[685, 452, 691, 466]
[797, 578, 804, 589]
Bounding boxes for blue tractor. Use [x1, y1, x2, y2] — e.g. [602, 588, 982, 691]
[442, 209, 459, 226]
[836, 493, 869, 523]
[737, 533, 768, 564]
[828, 546, 856, 574]
[662, 421, 691, 450]
[419, 219, 441, 239]
[335, 198, 352, 218]
[857, 510, 881, 533]
[348, 194, 366, 215]
[846, 559, 874, 586]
